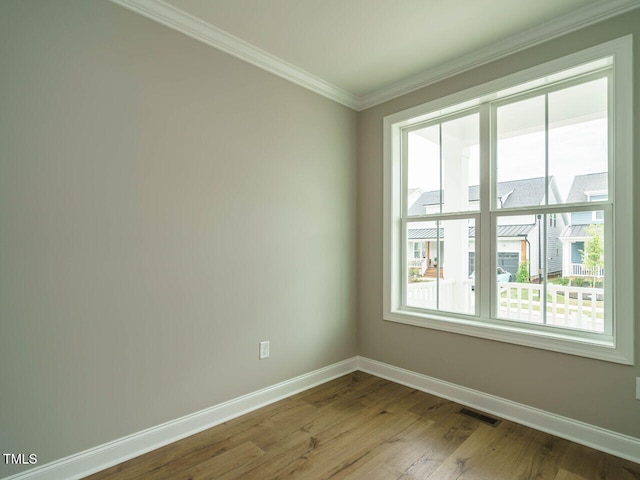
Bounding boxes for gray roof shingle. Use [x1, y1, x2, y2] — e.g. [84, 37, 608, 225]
[565, 172, 608, 203]
[560, 225, 591, 238]
[407, 177, 552, 215]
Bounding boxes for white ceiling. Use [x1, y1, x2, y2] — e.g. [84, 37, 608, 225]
[112, 0, 640, 109]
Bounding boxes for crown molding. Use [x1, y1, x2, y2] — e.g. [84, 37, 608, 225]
[109, 0, 639, 112]
[358, 0, 640, 109]
[109, 0, 360, 109]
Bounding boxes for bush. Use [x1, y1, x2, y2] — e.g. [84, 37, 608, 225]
[573, 277, 586, 287]
[557, 277, 570, 286]
[516, 261, 530, 283]
[408, 267, 421, 281]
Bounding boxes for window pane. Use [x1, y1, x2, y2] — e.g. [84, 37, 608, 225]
[407, 126, 440, 216]
[407, 113, 479, 216]
[496, 96, 546, 209]
[495, 214, 541, 324]
[442, 113, 480, 213]
[406, 219, 475, 315]
[551, 211, 605, 333]
[439, 218, 475, 315]
[406, 220, 439, 310]
[549, 78, 608, 205]
[495, 211, 606, 333]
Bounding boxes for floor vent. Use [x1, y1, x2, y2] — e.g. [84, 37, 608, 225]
[458, 408, 501, 427]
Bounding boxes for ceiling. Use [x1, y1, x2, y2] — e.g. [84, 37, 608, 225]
[111, 0, 639, 109]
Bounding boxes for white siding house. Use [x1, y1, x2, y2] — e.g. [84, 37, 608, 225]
[560, 173, 607, 279]
[407, 176, 567, 280]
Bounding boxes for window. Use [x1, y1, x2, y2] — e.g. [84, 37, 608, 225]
[587, 193, 608, 221]
[383, 37, 633, 364]
[411, 241, 426, 259]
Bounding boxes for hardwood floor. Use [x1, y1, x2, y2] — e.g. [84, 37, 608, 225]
[85, 372, 640, 479]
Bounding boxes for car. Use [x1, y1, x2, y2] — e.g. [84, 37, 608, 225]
[469, 268, 514, 288]
[496, 267, 514, 282]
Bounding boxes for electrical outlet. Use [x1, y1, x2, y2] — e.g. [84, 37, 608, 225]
[636, 377, 640, 400]
[259, 341, 270, 359]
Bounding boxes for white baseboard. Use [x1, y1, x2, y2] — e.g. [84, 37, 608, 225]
[6, 355, 638, 479]
[357, 356, 640, 464]
[4, 357, 358, 480]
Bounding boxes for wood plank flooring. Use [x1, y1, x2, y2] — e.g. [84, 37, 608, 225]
[85, 372, 640, 479]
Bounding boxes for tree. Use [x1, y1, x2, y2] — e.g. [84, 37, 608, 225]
[580, 224, 604, 287]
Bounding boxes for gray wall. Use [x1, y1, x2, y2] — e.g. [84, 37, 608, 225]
[0, 0, 357, 476]
[358, 10, 640, 439]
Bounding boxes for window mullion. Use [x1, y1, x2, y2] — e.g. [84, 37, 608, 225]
[603, 203, 613, 336]
[542, 214, 548, 325]
[437, 124, 443, 309]
[543, 94, 549, 324]
[544, 93, 549, 205]
[400, 128, 409, 308]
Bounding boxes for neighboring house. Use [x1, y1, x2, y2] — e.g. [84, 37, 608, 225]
[408, 177, 567, 280]
[559, 172, 607, 278]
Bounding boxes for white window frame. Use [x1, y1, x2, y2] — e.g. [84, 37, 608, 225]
[383, 36, 633, 365]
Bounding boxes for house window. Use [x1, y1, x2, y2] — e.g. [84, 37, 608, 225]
[587, 194, 607, 221]
[410, 242, 426, 259]
[383, 37, 633, 364]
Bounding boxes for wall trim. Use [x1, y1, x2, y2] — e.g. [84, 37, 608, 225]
[3, 358, 358, 480]
[5, 356, 639, 478]
[357, 356, 640, 464]
[109, 0, 640, 111]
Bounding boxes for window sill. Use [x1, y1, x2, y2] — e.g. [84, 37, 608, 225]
[384, 308, 632, 365]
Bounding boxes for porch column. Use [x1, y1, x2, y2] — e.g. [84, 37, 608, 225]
[442, 129, 469, 310]
[562, 240, 571, 277]
[424, 241, 429, 273]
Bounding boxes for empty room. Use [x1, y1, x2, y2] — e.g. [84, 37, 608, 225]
[1, 0, 640, 479]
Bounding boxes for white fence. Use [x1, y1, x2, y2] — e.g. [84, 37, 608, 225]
[571, 263, 604, 278]
[406, 280, 474, 314]
[406, 280, 604, 332]
[408, 258, 427, 273]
